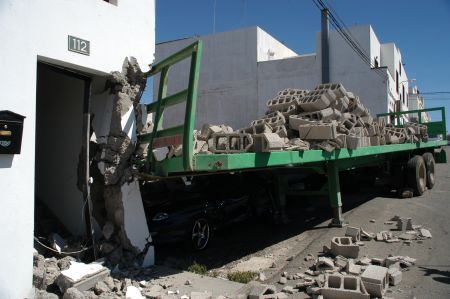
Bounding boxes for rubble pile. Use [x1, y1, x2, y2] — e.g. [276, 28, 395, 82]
[160, 83, 429, 159]
[248, 215, 432, 299]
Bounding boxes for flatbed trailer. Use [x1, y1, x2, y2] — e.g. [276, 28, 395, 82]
[138, 40, 448, 225]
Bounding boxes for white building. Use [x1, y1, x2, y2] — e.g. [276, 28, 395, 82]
[154, 25, 410, 130]
[409, 86, 431, 122]
[0, 1, 155, 297]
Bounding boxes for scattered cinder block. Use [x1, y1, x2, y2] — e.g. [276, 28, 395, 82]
[298, 122, 338, 140]
[387, 268, 402, 286]
[267, 95, 298, 112]
[315, 83, 348, 99]
[360, 265, 389, 297]
[321, 274, 369, 299]
[396, 218, 413, 231]
[330, 237, 359, 258]
[369, 136, 380, 146]
[345, 227, 361, 242]
[199, 124, 223, 141]
[240, 123, 273, 135]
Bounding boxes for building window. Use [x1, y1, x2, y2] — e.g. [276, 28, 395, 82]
[396, 71, 399, 94]
[402, 85, 405, 104]
[103, 0, 118, 6]
[399, 61, 402, 76]
[374, 56, 379, 68]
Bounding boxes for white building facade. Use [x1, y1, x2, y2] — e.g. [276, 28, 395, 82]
[154, 25, 410, 130]
[0, 1, 155, 297]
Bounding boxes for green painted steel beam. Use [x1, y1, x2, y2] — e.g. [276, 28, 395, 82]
[146, 42, 200, 76]
[150, 140, 447, 176]
[146, 89, 188, 113]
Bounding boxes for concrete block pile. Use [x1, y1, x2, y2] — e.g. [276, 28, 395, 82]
[173, 83, 429, 157]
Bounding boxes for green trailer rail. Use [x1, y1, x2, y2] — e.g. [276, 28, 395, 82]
[139, 40, 448, 225]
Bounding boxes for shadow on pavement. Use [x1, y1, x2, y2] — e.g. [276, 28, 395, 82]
[419, 266, 450, 285]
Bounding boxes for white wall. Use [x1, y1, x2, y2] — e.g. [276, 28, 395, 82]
[0, 1, 155, 297]
[154, 27, 259, 130]
[257, 27, 298, 62]
[257, 55, 320, 116]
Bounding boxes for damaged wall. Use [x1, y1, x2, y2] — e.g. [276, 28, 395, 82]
[90, 58, 154, 267]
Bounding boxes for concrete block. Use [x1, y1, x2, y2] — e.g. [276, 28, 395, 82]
[298, 122, 338, 140]
[298, 93, 332, 112]
[267, 95, 299, 112]
[248, 283, 277, 299]
[278, 88, 309, 97]
[272, 125, 288, 138]
[335, 134, 347, 149]
[210, 133, 253, 153]
[199, 124, 222, 141]
[252, 112, 286, 128]
[330, 95, 350, 112]
[321, 274, 369, 299]
[360, 115, 373, 125]
[345, 227, 361, 242]
[56, 262, 110, 293]
[253, 133, 286, 152]
[240, 123, 273, 135]
[330, 237, 359, 259]
[369, 136, 380, 146]
[396, 218, 413, 231]
[315, 83, 348, 99]
[387, 268, 402, 286]
[360, 265, 388, 297]
[346, 135, 366, 150]
[320, 107, 342, 122]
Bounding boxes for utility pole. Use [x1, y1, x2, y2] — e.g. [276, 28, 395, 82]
[321, 8, 330, 84]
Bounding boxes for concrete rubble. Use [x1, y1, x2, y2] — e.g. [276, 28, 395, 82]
[265, 214, 433, 299]
[154, 83, 428, 158]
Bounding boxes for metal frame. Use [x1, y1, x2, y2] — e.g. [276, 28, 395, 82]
[139, 40, 203, 172]
[377, 107, 447, 138]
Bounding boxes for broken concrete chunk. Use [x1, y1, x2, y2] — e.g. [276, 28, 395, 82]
[315, 257, 335, 271]
[420, 228, 432, 238]
[126, 286, 144, 299]
[56, 261, 110, 293]
[62, 287, 85, 299]
[387, 268, 402, 286]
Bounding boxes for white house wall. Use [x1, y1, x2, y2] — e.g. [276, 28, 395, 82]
[154, 27, 259, 130]
[257, 55, 320, 116]
[0, 1, 155, 297]
[256, 27, 298, 62]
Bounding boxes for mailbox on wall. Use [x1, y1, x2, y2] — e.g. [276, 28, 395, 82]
[0, 110, 25, 154]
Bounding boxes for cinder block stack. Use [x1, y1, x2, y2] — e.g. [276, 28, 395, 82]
[186, 83, 429, 155]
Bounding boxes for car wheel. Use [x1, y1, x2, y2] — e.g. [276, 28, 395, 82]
[190, 218, 210, 250]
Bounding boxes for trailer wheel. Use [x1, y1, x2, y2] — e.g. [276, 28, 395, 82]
[422, 152, 436, 189]
[406, 155, 427, 196]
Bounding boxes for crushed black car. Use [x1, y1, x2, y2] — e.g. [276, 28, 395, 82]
[141, 173, 272, 250]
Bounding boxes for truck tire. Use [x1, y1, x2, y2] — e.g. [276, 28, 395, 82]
[422, 152, 436, 189]
[406, 155, 427, 196]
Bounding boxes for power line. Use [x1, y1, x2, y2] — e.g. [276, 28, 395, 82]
[311, 0, 388, 80]
[420, 92, 450, 95]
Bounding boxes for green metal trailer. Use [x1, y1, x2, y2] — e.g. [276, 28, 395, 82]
[138, 40, 448, 225]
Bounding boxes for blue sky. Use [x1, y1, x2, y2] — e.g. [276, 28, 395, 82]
[155, 0, 450, 131]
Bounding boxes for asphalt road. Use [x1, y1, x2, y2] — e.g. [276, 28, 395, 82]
[157, 147, 450, 298]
